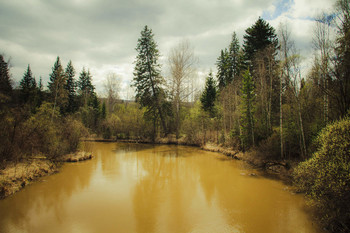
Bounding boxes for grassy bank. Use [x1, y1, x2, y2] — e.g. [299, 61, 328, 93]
[0, 151, 93, 199]
[0, 159, 58, 199]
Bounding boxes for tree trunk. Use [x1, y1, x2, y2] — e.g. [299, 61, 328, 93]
[280, 69, 284, 159]
[297, 100, 307, 158]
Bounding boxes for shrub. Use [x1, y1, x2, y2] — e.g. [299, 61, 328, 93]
[293, 117, 350, 232]
[61, 117, 89, 152]
[21, 102, 89, 159]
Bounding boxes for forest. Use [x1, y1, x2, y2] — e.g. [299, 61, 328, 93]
[0, 0, 349, 231]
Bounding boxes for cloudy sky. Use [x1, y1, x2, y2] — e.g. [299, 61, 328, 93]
[0, 0, 335, 99]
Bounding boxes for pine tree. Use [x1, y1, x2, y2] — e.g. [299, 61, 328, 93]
[65, 60, 77, 113]
[332, 0, 350, 117]
[19, 65, 37, 104]
[38, 77, 43, 91]
[132, 25, 168, 135]
[76, 68, 100, 130]
[200, 72, 217, 117]
[77, 67, 94, 107]
[101, 101, 106, 119]
[216, 49, 229, 89]
[216, 32, 243, 90]
[37, 76, 44, 107]
[228, 32, 243, 81]
[240, 69, 255, 149]
[0, 54, 12, 96]
[243, 17, 278, 66]
[243, 18, 279, 139]
[48, 56, 68, 113]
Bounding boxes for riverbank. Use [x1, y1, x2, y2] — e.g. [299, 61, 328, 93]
[0, 151, 93, 199]
[201, 143, 294, 184]
[0, 159, 58, 199]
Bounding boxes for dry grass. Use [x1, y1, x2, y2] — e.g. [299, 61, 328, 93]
[0, 151, 93, 199]
[0, 160, 58, 199]
[58, 151, 93, 162]
[201, 143, 243, 160]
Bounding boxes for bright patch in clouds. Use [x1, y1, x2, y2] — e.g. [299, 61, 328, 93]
[262, 0, 292, 20]
[0, 0, 336, 99]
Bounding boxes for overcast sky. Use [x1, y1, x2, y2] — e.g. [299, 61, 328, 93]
[0, 0, 335, 99]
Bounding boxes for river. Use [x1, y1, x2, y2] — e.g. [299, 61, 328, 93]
[0, 142, 321, 233]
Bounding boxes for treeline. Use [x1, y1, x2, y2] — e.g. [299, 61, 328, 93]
[0, 56, 106, 162]
[1, 2, 348, 164]
[117, 0, 349, 161]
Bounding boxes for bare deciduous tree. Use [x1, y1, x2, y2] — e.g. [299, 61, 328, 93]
[104, 72, 120, 113]
[168, 40, 197, 138]
[278, 22, 292, 159]
[313, 13, 334, 123]
[279, 23, 307, 158]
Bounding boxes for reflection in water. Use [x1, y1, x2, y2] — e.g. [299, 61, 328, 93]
[0, 143, 321, 233]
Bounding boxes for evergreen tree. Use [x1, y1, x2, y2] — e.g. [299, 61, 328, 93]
[243, 17, 278, 66]
[38, 76, 43, 91]
[243, 18, 279, 140]
[88, 92, 101, 128]
[216, 49, 229, 89]
[0, 54, 12, 96]
[48, 56, 68, 113]
[65, 60, 77, 113]
[101, 101, 106, 119]
[132, 25, 168, 135]
[228, 32, 243, 81]
[216, 32, 243, 90]
[200, 72, 217, 117]
[240, 69, 255, 148]
[77, 68, 100, 129]
[19, 65, 37, 103]
[332, 0, 350, 117]
[37, 76, 44, 107]
[77, 67, 94, 107]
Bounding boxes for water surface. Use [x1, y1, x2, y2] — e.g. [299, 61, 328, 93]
[0, 142, 320, 233]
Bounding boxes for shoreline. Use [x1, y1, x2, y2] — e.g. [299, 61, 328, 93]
[0, 151, 93, 199]
[86, 138, 295, 184]
[1, 139, 295, 200]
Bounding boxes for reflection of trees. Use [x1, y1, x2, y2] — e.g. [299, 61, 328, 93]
[195, 153, 318, 233]
[0, 143, 319, 233]
[132, 145, 318, 233]
[99, 142, 121, 180]
[132, 145, 197, 233]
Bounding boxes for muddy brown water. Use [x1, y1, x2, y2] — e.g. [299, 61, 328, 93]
[0, 142, 321, 233]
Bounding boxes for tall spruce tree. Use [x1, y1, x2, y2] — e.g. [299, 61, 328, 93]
[216, 32, 243, 90]
[132, 25, 168, 135]
[48, 56, 68, 113]
[200, 71, 217, 117]
[216, 49, 230, 89]
[243, 17, 278, 66]
[19, 65, 37, 104]
[243, 18, 279, 139]
[333, 0, 350, 117]
[0, 54, 12, 96]
[228, 32, 243, 81]
[65, 60, 77, 113]
[77, 67, 94, 107]
[240, 69, 255, 148]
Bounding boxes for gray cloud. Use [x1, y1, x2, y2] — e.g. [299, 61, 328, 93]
[0, 0, 333, 97]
